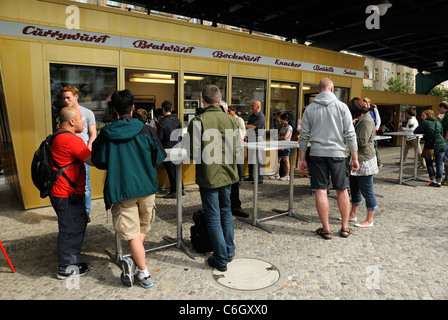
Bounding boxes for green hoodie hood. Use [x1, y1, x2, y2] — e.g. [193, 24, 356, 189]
[101, 115, 144, 141]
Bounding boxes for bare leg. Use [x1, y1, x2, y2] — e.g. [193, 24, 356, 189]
[129, 233, 147, 270]
[315, 189, 330, 231]
[336, 189, 350, 231]
[349, 204, 359, 220]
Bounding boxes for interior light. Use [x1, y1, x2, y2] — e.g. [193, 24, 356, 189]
[129, 77, 175, 84]
[302, 86, 311, 90]
[184, 75, 205, 80]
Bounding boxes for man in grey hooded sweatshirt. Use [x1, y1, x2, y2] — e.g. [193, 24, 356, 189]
[299, 78, 359, 240]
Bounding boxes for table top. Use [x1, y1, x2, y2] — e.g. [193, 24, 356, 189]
[374, 135, 391, 140]
[243, 140, 299, 151]
[387, 131, 423, 138]
[164, 148, 188, 162]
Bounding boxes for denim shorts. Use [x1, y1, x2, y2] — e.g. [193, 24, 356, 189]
[278, 149, 290, 158]
[308, 156, 348, 190]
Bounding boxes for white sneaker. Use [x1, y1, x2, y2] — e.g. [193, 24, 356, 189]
[280, 176, 290, 181]
[270, 174, 280, 180]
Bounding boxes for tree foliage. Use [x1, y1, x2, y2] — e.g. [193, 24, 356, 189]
[428, 85, 448, 102]
[384, 72, 415, 93]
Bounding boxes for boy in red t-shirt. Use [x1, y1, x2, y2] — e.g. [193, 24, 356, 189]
[49, 107, 93, 279]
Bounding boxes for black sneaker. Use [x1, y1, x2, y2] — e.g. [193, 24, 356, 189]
[57, 263, 90, 279]
[163, 192, 176, 199]
[207, 257, 227, 272]
[232, 210, 249, 218]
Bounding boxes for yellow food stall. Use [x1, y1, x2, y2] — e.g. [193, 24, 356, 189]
[0, 0, 366, 209]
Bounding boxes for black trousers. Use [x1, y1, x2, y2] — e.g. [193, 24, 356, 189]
[50, 195, 87, 273]
[163, 161, 184, 193]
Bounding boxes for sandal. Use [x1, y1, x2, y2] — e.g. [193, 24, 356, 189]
[315, 228, 332, 240]
[339, 227, 353, 238]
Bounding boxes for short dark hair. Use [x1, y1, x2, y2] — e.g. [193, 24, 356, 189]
[439, 101, 448, 110]
[161, 100, 173, 113]
[111, 89, 134, 116]
[202, 85, 221, 104]
[228, 105, 237, 112]
[406, 108, 416, 117]
[348, 97, 369, 119]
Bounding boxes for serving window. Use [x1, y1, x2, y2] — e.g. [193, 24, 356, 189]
[231, 77, 266, 124]
[183, 73, 227, 126]
[270, 81, 299, 130]
[50, 64, 117, 133]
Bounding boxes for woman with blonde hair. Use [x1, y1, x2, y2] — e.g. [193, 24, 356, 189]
[414, 109, 447, 187]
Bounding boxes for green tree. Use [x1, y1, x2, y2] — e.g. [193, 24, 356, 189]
[428, 85, 448, 101]
[384, 72, 415, 93]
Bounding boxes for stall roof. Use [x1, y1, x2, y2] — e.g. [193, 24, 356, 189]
[119, 0, 448, 74]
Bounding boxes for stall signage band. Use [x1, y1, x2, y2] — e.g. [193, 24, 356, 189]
[0, 19, 363, 78]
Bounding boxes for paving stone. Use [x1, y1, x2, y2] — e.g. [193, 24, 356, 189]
[1, 146, 448, 301]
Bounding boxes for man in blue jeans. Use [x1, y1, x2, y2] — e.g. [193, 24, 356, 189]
[187, 85, 240, 271]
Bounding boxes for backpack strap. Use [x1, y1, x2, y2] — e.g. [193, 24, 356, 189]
[49, 130, 80, 190]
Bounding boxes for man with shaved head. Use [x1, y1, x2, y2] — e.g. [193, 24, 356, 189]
[245, 100, 265, 184]
[50, 106, 94, 279]
[299, 78, 359, 240]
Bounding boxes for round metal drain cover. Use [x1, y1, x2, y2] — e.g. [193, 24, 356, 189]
[212, 257, 280, 291]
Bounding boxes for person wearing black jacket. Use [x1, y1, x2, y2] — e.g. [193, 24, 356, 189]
[158, 100, 184, 198]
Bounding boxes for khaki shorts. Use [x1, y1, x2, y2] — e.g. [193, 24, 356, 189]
[110, 194, 156, 241]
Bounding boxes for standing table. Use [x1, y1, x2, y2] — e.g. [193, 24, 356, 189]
[106, 148, 197, 265]
[387, 132, 425, 187]
[238, 141, 311, 234]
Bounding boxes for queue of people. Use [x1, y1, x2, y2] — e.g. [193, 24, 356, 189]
[46, 80, 448, 290]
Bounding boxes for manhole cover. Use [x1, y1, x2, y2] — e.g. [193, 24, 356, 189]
[212, 257, 280, 291]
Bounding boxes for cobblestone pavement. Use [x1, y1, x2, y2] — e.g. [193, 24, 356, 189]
[1, 146, 448, 302]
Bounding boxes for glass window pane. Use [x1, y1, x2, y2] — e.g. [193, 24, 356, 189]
[231, 77, 266, 124]
[184, 73, 227, 125]
[270, 81, 298, 130]
[50, 64, 117, 133]
[334, 87, 350, 104]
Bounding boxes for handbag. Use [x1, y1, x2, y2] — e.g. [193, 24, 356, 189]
[421, 121, 437, 161]
[421, 147, 434, 161]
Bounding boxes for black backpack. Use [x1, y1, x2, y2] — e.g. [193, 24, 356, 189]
[190, 210, 213, 254]
[31, 130, 78, 198]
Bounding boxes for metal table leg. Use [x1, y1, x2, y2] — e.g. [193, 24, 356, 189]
[271, 149, 311, 222]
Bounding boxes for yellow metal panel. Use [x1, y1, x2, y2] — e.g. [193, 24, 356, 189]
[361, 90, 441, 109]
[230, 64, 268, 79]
[327, 75, 351, 88]
[122, 51, 179, 71]
[270, 67, 301, 83]
[0, 39, 47, 209]
[182, 57, 227, 75]
[302, 71, 326, 84]
[350, 78, 363, 99]
[45, 44, 119, 66]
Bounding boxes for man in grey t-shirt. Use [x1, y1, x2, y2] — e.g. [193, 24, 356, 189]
[62, 86, 97, 219]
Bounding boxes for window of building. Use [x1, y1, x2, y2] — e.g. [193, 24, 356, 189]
[183, 74, 227, 125]
[384, 68, 389, 81]
[270, 81, 298, 130]
[364, 66, 372, 79]
[231, 77, 266, 124]
[50, 64, 117, 133]
[374, 68, 379, 81]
